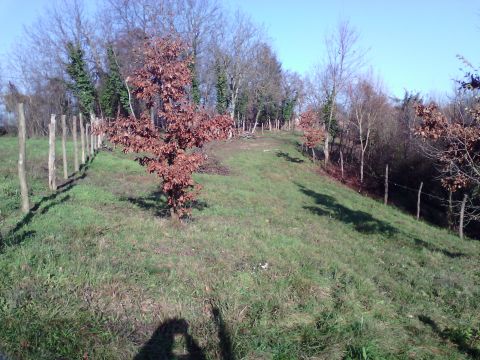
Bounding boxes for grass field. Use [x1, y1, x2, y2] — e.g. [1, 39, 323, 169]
[0, 133, 479, 359]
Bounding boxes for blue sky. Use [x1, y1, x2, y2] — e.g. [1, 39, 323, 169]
[1, 0, 479, 98]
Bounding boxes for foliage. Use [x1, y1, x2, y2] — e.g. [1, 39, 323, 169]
[99, 45, 130, 117]
[66, 42, 96, 115]
[298, 109, 325, 149]
[103, 36, 232, 217]
[415, 102, 480, 192]
[189, 57, 201, 105]
[215, 61, 229, 115]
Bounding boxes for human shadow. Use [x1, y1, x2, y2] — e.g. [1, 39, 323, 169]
[134, 318, 206, 360]
[276, 151, 304, 163]
[418, 315, 480, 358]
[135, 307, 235, 360]
[125, 191, 208, 218]
[298, 184, 398, 237]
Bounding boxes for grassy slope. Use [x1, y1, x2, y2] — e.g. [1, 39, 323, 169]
[0, 134, 479, 359]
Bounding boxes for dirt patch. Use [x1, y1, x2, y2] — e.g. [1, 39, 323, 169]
[198, 156, 230, 175]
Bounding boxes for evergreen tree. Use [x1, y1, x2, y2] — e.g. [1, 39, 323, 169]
[189, 58, 201, 106]
[282, 98, 295, 123]
[215, 61, 229, 114]
[100, 46, 130, 117]
[66, 42, 96, 115]
[322, 92, 338, 137]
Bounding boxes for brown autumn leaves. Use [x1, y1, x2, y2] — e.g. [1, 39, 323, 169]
[101, 36, 232, 218]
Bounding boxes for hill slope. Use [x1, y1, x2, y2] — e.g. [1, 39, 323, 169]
[0, 134, 479, 359]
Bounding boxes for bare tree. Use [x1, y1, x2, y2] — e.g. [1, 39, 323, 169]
[347, 75, 388, 184]
[318, 20, 364, 166]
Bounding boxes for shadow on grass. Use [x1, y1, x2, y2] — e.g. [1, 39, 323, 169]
[125, 190, 208, 218]
[135, 306, 234, 360]
[276, 151, 304, 163]
[298, 183, 398, 237]
[418, 315, 480, 358]
[1, 172, 86, 250]
[414, 238, 466, 259]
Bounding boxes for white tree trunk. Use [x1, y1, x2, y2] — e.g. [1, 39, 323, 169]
[48, 114, 57, 191]
[17, 103, 30, 213]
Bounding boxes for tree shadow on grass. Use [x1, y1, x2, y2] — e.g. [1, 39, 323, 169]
[125, 190, 208, 218]
[135, 306, 234, 360]
[413, 238, 466, 259]
[297, 183, 398, 237]
[418, 315, 480, 358]
[276, 151, 304, 163]
[1, 173, 85, 251]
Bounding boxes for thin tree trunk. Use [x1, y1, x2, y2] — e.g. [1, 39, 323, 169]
[459, 194, 467, 239]
[17, 103, 30, 213]
[48, 114, 57, 191]
[360, 150, 365, 184]
[61, 115, 68, 179]
[72, 116, 79, 172]
[416, 181, 423, 220]
[261, 123, 264, 135]
[79, 113, 85, 165]
[324, 132, 330, 166]
[312, 148, 316, 163]
[448, 190, 453, 230]
[384, 164, 389, 205]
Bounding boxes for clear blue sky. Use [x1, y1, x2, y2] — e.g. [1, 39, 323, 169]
[1, 0, 479, 98]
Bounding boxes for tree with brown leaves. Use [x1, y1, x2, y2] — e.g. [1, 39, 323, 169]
[103, 36, 232, 219]
[298, 109, 325, 162]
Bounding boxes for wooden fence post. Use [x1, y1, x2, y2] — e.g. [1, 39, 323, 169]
[61, 115, 68, 179]
[48, 114, 57, 191]
[459, 194, 468, 239]
[340, 150, 344, 182]
[90, 116, 94, 156]
[17, 103, 30, 213]
[72, 115, 79, 172]
[85, 123, 90, 160]
[79, 113, 85, 165]
[416, 181, 423, 220]
[384, 164, 389, 205]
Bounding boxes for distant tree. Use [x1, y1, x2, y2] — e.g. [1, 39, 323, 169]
[102, 36, 232, 218]
[66, 42, 96, 115]
[299, 109, 325, 161]
[100, 45, 130, 118]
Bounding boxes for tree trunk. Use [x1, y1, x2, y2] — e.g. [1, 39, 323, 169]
[72, 116, 79, 172]
[48, 114, 57, 191]
[360, 149, 365, 184]
[416, 181, 423, 220]
[312, 148, 316, 163]
[61, 115, 68, 179]
[17, 103, 30, 213]
[251, 106, 262, 134]
[324, 132, 330, 167]
[459, 194, 467, 239]
[384, 164, 389, 205]
[79, 113, 85, 165]
[448, 190, 453, 230]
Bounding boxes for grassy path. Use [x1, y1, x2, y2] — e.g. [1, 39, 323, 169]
[0, 134, 479, 359]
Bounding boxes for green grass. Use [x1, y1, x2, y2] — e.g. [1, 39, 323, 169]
[0, 133, 479, 359]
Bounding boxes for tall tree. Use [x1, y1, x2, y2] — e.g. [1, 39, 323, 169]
[66, 42, 96, 115]
[100, 45, 130, 117]
[215, 60, 229, 114]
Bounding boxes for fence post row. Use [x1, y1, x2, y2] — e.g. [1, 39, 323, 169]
[17, 103, 30, 214]
[61, 115, 68, 180]
[48, 114, 57, 191]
